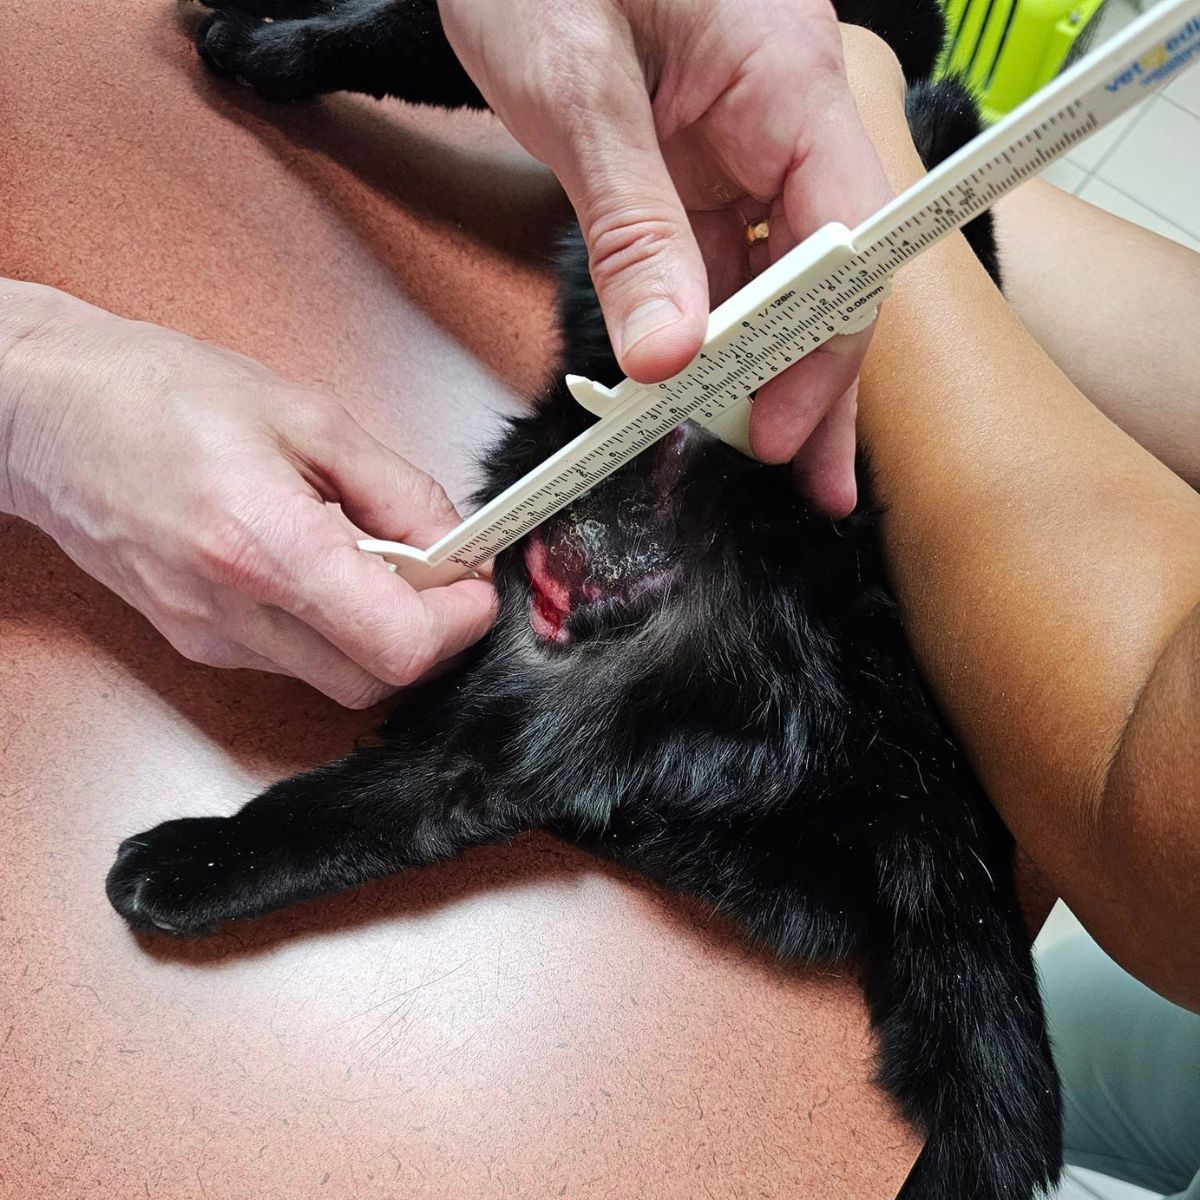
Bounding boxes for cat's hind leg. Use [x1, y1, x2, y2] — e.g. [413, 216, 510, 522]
[106, 717, 532, 934]
[865, 823, 1063, 1200]
[196, 0, 486, 107]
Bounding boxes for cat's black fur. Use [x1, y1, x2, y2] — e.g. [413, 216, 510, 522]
[107, 2, 1061, 1196]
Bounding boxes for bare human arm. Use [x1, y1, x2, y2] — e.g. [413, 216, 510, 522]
[835, 28, 1200, 1010]
[995, 180, 1200, 489]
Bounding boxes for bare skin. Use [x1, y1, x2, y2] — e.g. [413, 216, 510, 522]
[842, 27, 1200, 1011]
[0, 284, 496, 709]
[440, 0, 894, 513]
[996, 180, 1200, 489]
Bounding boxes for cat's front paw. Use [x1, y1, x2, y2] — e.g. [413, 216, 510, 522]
[196, 10, 324, 102]
[106, 816, 262, 934]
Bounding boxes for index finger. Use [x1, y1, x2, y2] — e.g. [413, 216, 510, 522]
[748, 39, 892, 484]
[779, 72, 894, 239]
[269, 501, 498, 688]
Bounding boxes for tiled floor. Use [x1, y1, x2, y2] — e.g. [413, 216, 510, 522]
[1035, 898, 1087, 955]
[1041, 0, 1200, 250]
[1037, 900, 1178, 1200]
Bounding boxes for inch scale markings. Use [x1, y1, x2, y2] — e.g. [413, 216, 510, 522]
[358, 0, 1200, 590]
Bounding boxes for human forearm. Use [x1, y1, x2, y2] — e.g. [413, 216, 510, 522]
[1099, 606, 1200, 1004]
[858, 231, 1200, 1007]
[994, 180, 1200, 488]
[831, 30, 1200, 1003]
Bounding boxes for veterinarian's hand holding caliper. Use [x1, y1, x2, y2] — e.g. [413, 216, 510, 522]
[439, 0, 894, 517]
[365, 0, 1200, 591]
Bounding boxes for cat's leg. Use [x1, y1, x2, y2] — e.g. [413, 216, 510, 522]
[106, 728, 532, 934]
[196, 0, 487, 107]
[611, 797, 1059, 1200]
[863, 825, 1062, 1200]
[595, 811, 869, 967]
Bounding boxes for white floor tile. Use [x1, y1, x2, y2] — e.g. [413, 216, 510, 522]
[1077, 177, 1200, 249]
[1096, 98, 1200, 234]
[1051, 1165, 1166, 1200]
[1042, 159, 1089, 193]
[1165, 64, 1200, 118]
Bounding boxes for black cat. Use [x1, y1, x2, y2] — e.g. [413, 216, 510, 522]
[107, 2, 1061, 1196]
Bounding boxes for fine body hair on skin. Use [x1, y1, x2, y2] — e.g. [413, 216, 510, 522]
[107, 2, 1058, 1196]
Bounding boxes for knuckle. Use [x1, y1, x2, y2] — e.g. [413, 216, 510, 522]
[192, 491, 295, 601]
[170, 629, 241, 669]
[377, 631, 437, 689]
[532, 19, 615, 113]
[806, 36, 850, 80]
[196, 518, 272, 596]
[585, 211, 683, 294]
[332, 675, 393, 711]
[406, 472, 456, 524]
[286, 391, 345, 445]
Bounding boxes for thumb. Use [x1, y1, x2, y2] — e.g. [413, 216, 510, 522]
[284, 399, 462, 547]
[546, 49, 707, 382]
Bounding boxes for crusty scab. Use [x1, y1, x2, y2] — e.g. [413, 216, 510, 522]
[521, 427, 698, 645]
[523, 515, 681, 645]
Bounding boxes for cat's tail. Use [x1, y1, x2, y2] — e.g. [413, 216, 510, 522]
[865, 820, 1062, 1200]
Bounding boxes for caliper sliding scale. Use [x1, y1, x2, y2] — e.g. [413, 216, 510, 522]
[361, 0, 1200, 589]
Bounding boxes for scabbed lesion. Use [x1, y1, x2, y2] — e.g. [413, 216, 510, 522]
[519, 429, 708, 646]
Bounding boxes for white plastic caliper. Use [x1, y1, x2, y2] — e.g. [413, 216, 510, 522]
[359, 0, 1200, 591]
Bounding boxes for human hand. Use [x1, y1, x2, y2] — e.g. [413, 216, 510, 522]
[438, 0, 894, 515]
[0, 282, 495, 708]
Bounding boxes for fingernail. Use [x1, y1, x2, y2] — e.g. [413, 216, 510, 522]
[619, 298, 682, 357]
